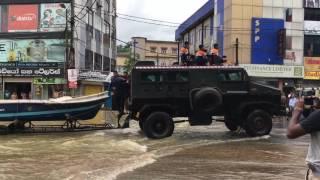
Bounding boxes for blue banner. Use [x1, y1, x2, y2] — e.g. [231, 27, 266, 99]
[251, 18, 284, 65]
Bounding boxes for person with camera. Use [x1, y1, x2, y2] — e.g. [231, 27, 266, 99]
[287, 98, 320, 179]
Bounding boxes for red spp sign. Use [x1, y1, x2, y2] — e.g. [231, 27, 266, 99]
[8, 5, 38, 32]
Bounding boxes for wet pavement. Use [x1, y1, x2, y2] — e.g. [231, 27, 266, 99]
[0, 117, 310, 180]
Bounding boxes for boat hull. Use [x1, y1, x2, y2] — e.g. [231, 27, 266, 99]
[0, 94, 109, 122]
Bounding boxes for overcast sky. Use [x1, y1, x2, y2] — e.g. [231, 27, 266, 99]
[117, 0, 208, 44]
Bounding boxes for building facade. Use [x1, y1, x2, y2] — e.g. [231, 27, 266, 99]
[0, 0, 116, 100]
[74, 0, 117, 97]
[176, 0, 320, 90]
[132, 37, 178, 66]
[175, 0, 214, 55]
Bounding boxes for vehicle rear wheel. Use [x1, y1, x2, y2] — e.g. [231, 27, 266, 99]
[243, 110, 272, 137]
[143, 112, 174, 139]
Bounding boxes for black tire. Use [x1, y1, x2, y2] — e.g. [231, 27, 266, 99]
[224, 117, 238, 131]
[244, 110, 272, 137]
[143, 112, 174, 139]
[193, 88, 222, 114]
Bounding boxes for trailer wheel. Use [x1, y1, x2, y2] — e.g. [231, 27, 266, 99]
[143, 112, 174, 139]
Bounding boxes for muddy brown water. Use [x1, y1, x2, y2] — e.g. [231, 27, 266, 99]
[0, 118, 310, 180]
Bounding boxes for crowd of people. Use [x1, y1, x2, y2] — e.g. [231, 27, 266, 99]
[180, 42, 233, 67]
[286, 88, 320, 118]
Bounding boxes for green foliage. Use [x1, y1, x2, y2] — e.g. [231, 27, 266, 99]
[117, 44, 130, 53]
[124, 53, 139, 73]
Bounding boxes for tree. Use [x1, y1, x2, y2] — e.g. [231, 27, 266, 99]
[117, 43, 130, 53]
[124, 52, 139, 73]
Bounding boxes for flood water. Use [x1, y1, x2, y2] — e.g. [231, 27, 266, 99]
[0, 118, 310, 180]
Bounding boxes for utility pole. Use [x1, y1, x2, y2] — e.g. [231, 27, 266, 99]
[70, 0, 75, 69]
[235, 38, 239, 66]
[133, 39, 137, 62]
[157, 53, 159, 66]
[177, 41, 180, 64]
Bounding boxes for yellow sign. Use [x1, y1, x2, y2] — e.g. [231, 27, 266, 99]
[304, 57, 320, 79]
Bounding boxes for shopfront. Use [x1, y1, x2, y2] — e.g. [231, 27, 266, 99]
[240, 64, 304, 92]
[0, 62, 65, 99]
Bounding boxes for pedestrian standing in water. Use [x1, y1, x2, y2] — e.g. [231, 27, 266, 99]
[109, 71, 126, 128]
[287, 98, 320, 179]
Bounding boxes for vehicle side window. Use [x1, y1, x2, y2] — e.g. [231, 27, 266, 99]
[167, 72, 189, 82]
[141, 72, 163, 82]
[218, 71, 243, 81]
[228, 72, 242, 81]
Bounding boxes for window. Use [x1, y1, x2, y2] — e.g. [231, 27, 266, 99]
[94, 53, 102, 71]
[304, 35, 320, 57]
[103, 56, 110, 72]
[141, 72, 163, 82]
[96, 1, 102, 16]
[286, 36, 292, 50]
[218, 71, 243, 81]
[167, 72, 189, 82]
[285, 8, 292, 22]
[203, 26, 208, 39]
[171, 48, 177, 54]
[161, 48, 167, 54]
[85, 49, 93, 70]
[150, 47, 157, 53]
[305, 9, 320, 21]
[198, 30, 202, 42]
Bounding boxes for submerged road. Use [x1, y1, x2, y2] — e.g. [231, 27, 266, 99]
[0, 117, 309, 180]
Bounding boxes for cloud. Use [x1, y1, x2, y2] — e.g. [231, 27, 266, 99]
[117, 0, 208, 43]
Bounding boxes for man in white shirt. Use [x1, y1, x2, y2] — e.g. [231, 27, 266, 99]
[287, 99, 320, 180]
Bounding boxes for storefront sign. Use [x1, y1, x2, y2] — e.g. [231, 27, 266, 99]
[0, 62, 64, 68]
[251, 18, 284, 65]
[304, 0, 320, 8]
[40, 3, 69, 32]
[304, 57, 320, 79]
[33, 78, 66, 84]
[0, 39, 65, 62]
[305, 21, 320, 35]
[79, 70, 108, 82]
[0, 67, 64, 77]
[7, 5, 38, 32]
[68, 69, 78, 81]
[240, 64, 304, 78]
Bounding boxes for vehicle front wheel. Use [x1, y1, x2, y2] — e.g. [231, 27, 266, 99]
[143, 112, 174, 139]
[243, 110, 272, 137]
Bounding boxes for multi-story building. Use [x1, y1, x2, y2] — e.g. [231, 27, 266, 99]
[176, 0, 310, 90]
[0, 0, 117, 100]
[132, 37, 178, 66]
[303, 1, 320, 85]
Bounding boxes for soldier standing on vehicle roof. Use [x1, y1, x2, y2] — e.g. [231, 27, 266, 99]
[210, 43, 223, 66]
[180, 41, 190, 66]
[195, 45, 207, 66]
